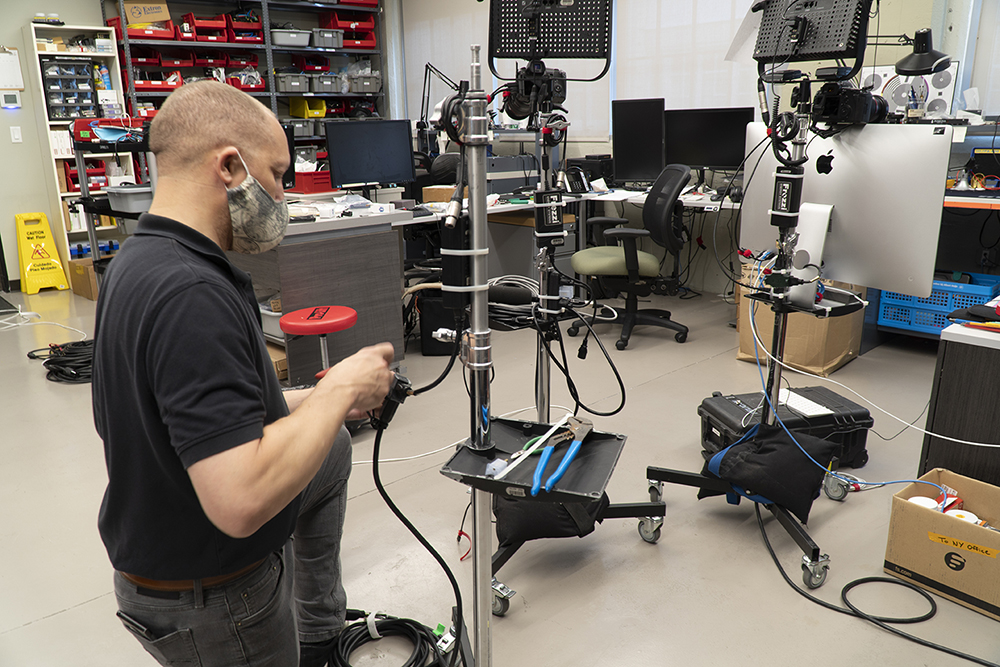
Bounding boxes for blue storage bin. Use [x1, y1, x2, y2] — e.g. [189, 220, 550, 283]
[878, 272, 1000, 335]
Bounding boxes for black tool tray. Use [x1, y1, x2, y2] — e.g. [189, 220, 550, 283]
[440, 417, 626, 504]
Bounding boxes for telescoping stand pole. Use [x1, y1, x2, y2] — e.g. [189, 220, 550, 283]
[461, 44, 494, 667]
[760, 80, 811, 426]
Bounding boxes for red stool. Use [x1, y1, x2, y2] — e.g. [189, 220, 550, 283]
[279, 306, 358, 371]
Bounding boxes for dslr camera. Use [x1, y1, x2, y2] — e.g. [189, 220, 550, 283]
[811, 81, 889, 126]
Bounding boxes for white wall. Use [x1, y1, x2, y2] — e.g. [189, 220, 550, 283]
[0, 0, 106, 291]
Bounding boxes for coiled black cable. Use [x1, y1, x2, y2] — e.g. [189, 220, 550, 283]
[27, 340, 94, 384]
[330, 611, 445, 667]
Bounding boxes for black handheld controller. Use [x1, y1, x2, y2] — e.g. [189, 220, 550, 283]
[369, 373, 411, 430]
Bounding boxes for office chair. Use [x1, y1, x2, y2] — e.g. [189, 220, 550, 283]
[569, 164, 691, 349]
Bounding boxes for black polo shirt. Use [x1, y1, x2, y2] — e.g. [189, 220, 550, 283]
[93, 213, 299, 580]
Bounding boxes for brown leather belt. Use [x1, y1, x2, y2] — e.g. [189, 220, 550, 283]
[120, 558, 267, 592]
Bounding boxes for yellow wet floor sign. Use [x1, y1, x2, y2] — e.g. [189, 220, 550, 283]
[16, 212, 68, 294]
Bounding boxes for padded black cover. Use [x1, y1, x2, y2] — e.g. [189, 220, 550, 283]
[698, 425, 838, 524]
[494, 493, 610, 546]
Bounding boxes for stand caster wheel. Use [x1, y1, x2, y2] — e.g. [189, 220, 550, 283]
[801, 554, 830, 589]
[675, 332, 687, 343]
[638, 519, 662, 544]
[492, 595, 510, 617]
[615, 340, 627, 351]
[567, 326, 579, 337]
[824, 475, 850, 502]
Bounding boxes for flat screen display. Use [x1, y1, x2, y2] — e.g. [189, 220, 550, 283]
[612, 98, 665, 184]
[663, 107, 755, 170]
[324, 119, 416, 188]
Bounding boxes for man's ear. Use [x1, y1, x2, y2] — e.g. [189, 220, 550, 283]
[217, 147, 244, 188]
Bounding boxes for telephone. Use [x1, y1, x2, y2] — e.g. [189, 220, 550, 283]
[564, 166, 590, 193]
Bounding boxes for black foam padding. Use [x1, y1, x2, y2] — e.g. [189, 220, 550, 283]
[488, 284, 534, 305]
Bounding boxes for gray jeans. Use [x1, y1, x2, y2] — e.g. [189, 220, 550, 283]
[113, 427, 352, 666]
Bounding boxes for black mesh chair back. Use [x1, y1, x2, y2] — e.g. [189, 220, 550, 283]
[643, 164, 691, 254]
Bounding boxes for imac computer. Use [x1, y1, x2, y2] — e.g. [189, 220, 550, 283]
[663, 107, 755, 171]
[612, 98, 665, 186]
[324, 119, 416, 189]
[740, 122, 954, 297]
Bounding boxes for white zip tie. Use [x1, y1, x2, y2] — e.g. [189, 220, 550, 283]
[366, 611, 382, 639]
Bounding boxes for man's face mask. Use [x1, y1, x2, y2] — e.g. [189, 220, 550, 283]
[226, 151, 289, 254]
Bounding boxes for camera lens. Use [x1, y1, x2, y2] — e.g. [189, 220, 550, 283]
[868, 94, 889, 123]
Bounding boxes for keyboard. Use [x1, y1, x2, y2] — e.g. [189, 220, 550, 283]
[779, 388, 834, 418]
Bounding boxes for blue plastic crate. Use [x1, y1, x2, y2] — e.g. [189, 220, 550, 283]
[878, 272, 1000, 336]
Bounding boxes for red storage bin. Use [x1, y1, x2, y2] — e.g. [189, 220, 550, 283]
[132, 74, 183, 92]
[64, 160, 106, 193]
[130, 47, 159, 65]
[174, 25, 196, 41]
[342, 31, 377, 49]
[182, 13, 228, 30]
[136, 107, 158, 118]
[194, 50, 228, 66]
[227, 76, 266, 92]
[227, 27, 263, 44]
[291, 172, 335, 194]
[319, 11, 376, 31]
[196, 29, 228, 42]
[225, 14, 262, 31]
[107, 17, 175, 40]
[159, 50, 194, 68]
[292, 55, 330, 72]
[226, 53, 259, 68]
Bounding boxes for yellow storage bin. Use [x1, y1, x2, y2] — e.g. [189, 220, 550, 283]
[290, 97, 326, 118]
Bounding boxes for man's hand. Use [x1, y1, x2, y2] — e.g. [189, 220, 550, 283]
[316, 342, 395, 416]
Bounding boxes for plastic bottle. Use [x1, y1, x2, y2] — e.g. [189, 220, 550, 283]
[99, 64, 112, 91]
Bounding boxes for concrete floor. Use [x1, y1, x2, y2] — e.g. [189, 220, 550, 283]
[1, 287, 998, 666]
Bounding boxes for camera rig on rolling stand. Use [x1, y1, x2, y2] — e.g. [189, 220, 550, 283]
[647, 0, 883, 590]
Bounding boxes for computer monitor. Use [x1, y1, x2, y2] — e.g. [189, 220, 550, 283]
[324, 119, 416, 188]
[740, 122, 954, 297]
[663, 107, 754, 171]
[612, 98, 665, 185]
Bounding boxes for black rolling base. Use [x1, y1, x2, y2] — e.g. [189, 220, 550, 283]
[568, 305, 689, 348]
[488, 498, 666, 616]
[645, 466, 831, 589]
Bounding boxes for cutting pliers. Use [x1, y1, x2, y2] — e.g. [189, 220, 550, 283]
[531, 416, 593, 496]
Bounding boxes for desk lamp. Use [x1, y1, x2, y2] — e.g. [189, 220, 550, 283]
[894, 28, 950, 76]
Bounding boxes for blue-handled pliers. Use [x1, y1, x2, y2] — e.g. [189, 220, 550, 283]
[531, 416, 593, 496]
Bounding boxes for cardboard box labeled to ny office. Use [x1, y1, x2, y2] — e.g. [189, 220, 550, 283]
[736, 263, 864, 377]
[884, 469, 1000, 621]
[68, 258, 99, 301]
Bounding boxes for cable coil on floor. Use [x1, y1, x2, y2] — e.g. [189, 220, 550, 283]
[27, 340, 95, 384]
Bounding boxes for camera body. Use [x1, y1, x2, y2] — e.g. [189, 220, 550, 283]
[504, 61, 567, 120]
[811, 81, 888, 125]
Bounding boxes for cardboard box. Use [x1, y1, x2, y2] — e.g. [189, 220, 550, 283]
[422, 185, 468, 202]
[884, 469, 1000, 621]
[68, 258, 98, 301]
[736, 263, 864, 377]
[123, 1, 170, 25]
[57, 166, 68, 193]
[266, 342, 288, 381]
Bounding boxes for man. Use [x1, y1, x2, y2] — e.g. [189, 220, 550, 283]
[92, 80, 394, 667]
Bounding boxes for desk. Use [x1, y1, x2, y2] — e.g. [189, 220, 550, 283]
[944, 195, 1000, 210]
[919, 311, 1000, 485]
[229, 210, 407, 385]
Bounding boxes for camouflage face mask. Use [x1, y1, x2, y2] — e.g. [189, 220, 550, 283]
[226, 151, 289, 254]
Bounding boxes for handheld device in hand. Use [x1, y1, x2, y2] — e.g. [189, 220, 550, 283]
[370, 373, 411, 430]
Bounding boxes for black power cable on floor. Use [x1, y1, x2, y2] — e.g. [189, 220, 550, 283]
[335, 426, 465, 667]
[755, 504, 1000, 667]
[27, 340, 95, 384]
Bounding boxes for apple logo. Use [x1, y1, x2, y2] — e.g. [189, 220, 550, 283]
[816, 151, 834, 174]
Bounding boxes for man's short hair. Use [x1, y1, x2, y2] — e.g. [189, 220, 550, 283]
[149, 81, 277, 174]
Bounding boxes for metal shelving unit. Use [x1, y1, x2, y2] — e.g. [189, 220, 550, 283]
[104, 0, 385, 118]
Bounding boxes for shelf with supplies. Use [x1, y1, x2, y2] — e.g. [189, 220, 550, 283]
[25, 20, 133, 274]
[102, 0, 385, 131]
